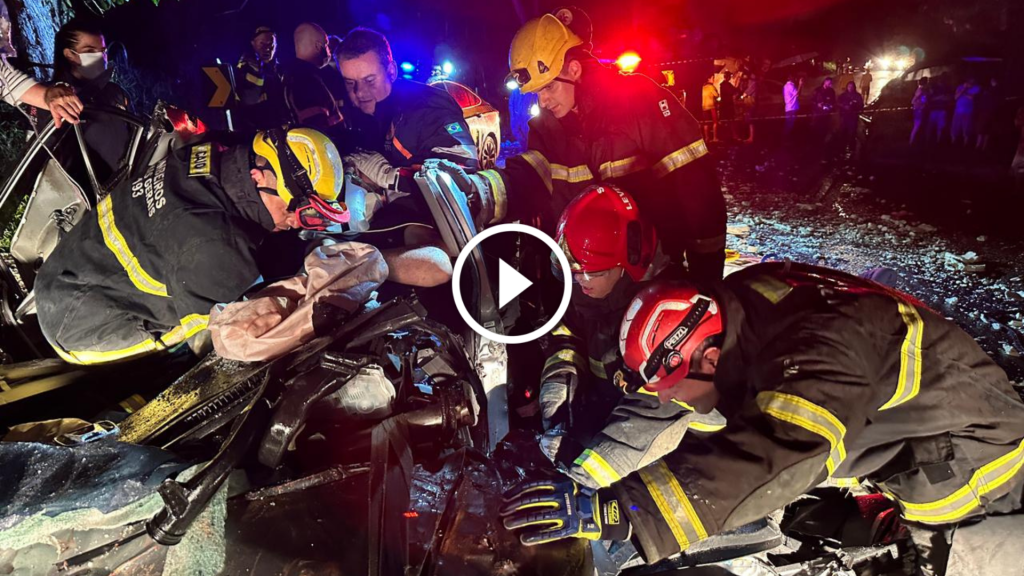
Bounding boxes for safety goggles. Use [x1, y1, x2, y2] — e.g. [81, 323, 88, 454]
[642, 296, 714, 386]
[265, 129, 350, 231]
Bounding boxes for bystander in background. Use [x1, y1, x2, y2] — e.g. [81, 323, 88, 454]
[952, 78, 980, 147]
[702, 74, 719, 143]
[975, 77, 1002, 152]
[909, 77, 930, 146]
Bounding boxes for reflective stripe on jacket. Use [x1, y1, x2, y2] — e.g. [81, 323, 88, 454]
[35, 141, 274, 364]
[494, 61, 726, 277]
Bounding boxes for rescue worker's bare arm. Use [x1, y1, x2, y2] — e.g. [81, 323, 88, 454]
[379, 244, 452, 288]
[1, 57, 82, 127]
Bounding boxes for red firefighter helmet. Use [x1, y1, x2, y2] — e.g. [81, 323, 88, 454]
[619, 282, 724, 391]
[555, 184, 657, 282]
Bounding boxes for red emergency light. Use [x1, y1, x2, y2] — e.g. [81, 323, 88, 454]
[616, 52, 642, 73]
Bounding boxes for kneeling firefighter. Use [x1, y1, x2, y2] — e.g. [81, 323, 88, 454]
[36, 127, 349, 365]
[502, 263, 1024, 575]
[431, 7, 726, 282]
[538, 183, 724, 490]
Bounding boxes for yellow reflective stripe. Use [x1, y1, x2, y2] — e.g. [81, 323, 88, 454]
[636, 388, 726, 432]
[688, 420, 726, 433]
[880, 302, 924, 410]
[479, 170, 507, 223]
[575, 449, 622, 488]
[898, 438, 1024, 524]
[51, 314, 209, 366]
[756, 391, 848, 475]
[245, 72, 264, 86]
[746, 276, 793, 305]
[161, 313, 210, 347]
[520, 150, 553, 193]
[589, 357, 608, 379]
[551, 323, 573, 337]
[544, 349, 584, 371]
[828, 477, 862, 488]
[598, 156, 647, 180]
[54, 338, 161, 365]
[638, 461, 708, 551]
[550, 163, 594, 183]
[97, 196, 169, 297]
[651, 140, 709, 179]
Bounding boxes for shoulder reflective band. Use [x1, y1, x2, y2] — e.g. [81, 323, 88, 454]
[879, 301, 924, 411]
[643, 297, 711, 382]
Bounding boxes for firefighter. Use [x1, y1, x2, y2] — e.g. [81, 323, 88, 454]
[34, 127, 349, 365]
[235, 26, 287, 131]
[539, 183, 725, 489]
[338, 26, 478, 191]
[428, 7, 727, 282]
[501, 262, 1024, 574]
[35, 125, 450, 366]
[236, 26, 281, 107]
[334, 27, 478, 247]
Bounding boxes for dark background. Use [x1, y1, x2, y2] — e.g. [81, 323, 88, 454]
[72, 0, 1021, 118]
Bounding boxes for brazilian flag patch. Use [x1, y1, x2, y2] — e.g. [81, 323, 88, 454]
[445, 122, 463, 134]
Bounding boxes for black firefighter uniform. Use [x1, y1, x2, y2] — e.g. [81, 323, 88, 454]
[35, 140, 276, 364]
[480, 61, 726, 281]
[603, 263, 1024, 563]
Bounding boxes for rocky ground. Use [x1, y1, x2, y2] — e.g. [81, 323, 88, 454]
[715, 140, 1024, 390]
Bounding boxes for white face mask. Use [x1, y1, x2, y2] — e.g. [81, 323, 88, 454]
[74, 50, 107, 80]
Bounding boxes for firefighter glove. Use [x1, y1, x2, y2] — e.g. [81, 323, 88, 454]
[347, 151, 401, 192]
[500, 477, 631, 545]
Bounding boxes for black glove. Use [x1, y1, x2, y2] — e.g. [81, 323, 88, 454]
[500, 477, 630, 546]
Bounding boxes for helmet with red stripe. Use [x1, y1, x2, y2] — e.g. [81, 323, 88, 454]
[619, 282, 724, 391]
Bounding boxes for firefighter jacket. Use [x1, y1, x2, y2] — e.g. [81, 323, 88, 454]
[482, 60, 726, 281]
[236, 52, 281, 106]
[348, 79, 478, 169]
[283, 59, 343, 132]
[607, 263, 1024, 563]
[35, 139, 276, 365]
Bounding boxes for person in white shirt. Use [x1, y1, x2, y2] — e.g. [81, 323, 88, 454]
[1, 56, 83, 127]
[783, 74, 803, 138]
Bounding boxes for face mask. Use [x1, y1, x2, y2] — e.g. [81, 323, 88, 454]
[74, 51, 107, 80]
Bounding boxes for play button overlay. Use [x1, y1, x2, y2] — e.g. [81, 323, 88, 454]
[452, 223, 572, 345]
[498, 259, 533, 308]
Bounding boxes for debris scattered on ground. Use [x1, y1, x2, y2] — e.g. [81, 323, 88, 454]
[717, 146, 1024, 386]
[944, 252, 986, 274]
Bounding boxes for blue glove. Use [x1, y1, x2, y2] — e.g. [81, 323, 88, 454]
[499, 477, 630, 545]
